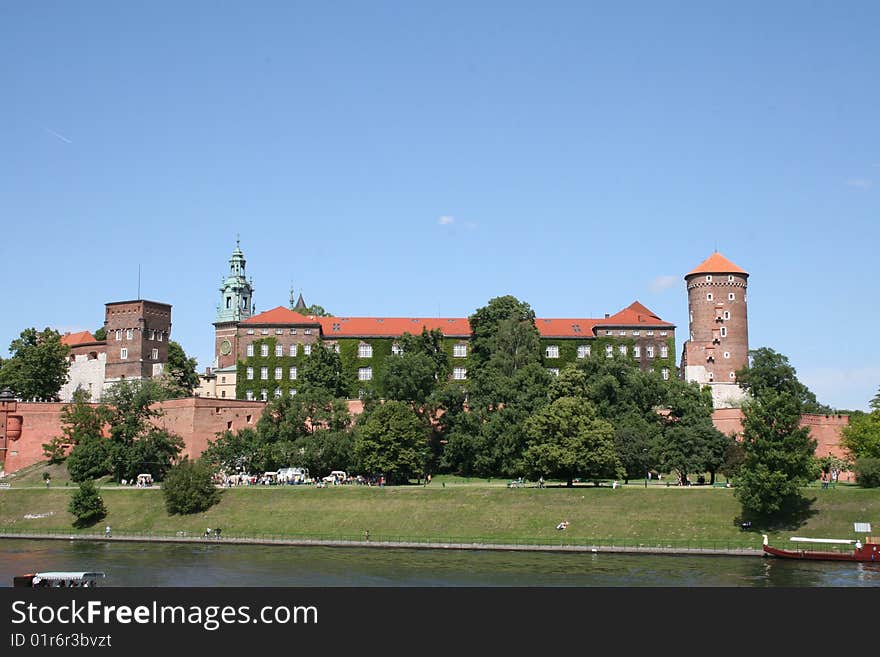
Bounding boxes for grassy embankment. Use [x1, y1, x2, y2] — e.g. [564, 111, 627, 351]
[1, 463, 877, 548]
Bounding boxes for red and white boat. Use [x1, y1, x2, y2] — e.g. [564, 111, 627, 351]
[762, 535, 880, 562]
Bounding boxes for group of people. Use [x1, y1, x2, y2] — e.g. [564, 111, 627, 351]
[204, 527, 222, 538]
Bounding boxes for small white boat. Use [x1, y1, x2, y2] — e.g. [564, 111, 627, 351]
[13, 571, 106, 587]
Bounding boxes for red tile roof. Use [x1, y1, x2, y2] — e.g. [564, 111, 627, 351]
[686, 252, 748, 277]
[594, 301, 674, 327]
[60, 331, 97, 346]
[240, 307, 321, 325]
[241, 303, 673, 338]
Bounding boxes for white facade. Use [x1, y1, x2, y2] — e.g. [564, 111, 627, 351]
[59, 353, 107, 402]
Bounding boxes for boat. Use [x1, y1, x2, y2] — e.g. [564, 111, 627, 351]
[13, 572, 106, 587]
[762, 535, 880, 562]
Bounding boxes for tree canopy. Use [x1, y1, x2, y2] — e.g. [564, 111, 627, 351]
[163, 340, 200, 397]
[354, 401, 429, 484]
[0, 327, 70, 401]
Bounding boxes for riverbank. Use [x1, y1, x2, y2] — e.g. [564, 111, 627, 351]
[2, 478, 877, 549]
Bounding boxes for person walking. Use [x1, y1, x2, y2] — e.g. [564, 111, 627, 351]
[105, 525, 111, 539]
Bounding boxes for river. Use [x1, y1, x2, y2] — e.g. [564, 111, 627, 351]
[2, 539, 879, 587]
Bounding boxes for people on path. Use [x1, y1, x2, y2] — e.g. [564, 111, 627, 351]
[105, 525, 111, 538]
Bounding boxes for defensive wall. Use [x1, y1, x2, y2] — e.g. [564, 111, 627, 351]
[0, 396, 848, 477]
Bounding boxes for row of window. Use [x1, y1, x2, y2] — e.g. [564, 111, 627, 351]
[704, 275, 738, 283]
[706, 293, 738, 301]
[118, 348, 160, 360]
[247, 343, 315, 357]
[247, 366, 298, 381]
[560, 344, 669, 359]
[243, 342, 469, 359]
[247, 328, 313, 336]
[603, 330, 668, 337]
[114, 329, 165, 341]
[245, 389, 297, 401]
[546, 366, 671, 380]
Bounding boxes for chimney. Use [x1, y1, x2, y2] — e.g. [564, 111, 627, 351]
[604, 313, 610, 319]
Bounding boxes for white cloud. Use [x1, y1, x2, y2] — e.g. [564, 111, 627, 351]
[649, 275, 678, 293]
[438, 215, 455, 225]
[845, 178, 873, 188]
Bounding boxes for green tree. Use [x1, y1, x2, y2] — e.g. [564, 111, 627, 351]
[162, 341, 200, 397]
[468, 295, 537, 370]
[301, 340, 348, 398]
[354, 401, 429, 484]
[0, 327, 70, 401]
[523, 397, 622, 486]
[44, 388, 107, 463]
[853, 458, 880, 488]
[204, 427, 262, 475]
[93, 327, 107, 341]
[66, 435, 112, 482]
[162, 458, 220, 514]
[840, 390, 880, 460]
[379, 329, 449, 405]
[300, 304, 331, 317]
[68, 480, 107, 528]
[735, 389, 819, 518]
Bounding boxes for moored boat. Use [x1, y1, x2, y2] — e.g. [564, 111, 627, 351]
[13, 572, 106, 587]
[762, 535, 880, 562]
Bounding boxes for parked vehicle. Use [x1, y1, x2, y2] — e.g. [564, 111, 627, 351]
[322, 470, 348, 484]
[277, 467, 310, 484]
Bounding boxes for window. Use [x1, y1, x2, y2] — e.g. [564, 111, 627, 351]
[221, 391, 226, 398]
[619, 330, 626, 336]
[247, 329, 254, 335]
[729, 372, 736, 379]
[720, 327, 727, 337]
[660, 345, 668, 358]
[646, 330, 654, 336]
[728, 293, 735, 301]
[723, 351, 730, 359]
[246, 344, 254, 357]
[453, 344, 467, 358]
[260, 344, 269, 357]
[151, 348, 158, 360]
[274, 388, 282, 398]
[605, 330, 613, 336]
[706, 275, 713, 282]
[221, 377, 226, 383]
[275, 345, 283, 357]
[453, 367, 467, 380]
[125, 329, 133, 340]
[261, 329, 269, 335]
[290, 329, 297, 335]
[707, 293, 713, 301]
[275, 329, 283, 335]
[577, 345, 590, 359]
[289, 366, 297, 380]
[633, 345, 641, 358]
[662, 368, 669, 381]
[723, 311, 730, 320]
[646, 346, 654, 358]
[660, 331, 667, 336]
[392, 343, 403, 356]
[149, 330, 156, 340]
[545, 345, 559, 359]
[303, 344, 311, 356]
[304, 329, 312, 335]
[547, 368, 560, 377]
[632, 330, 640, 336]
[334, 343, 340, 353]
[246, 367, 254, 380]
[261, 389, 267, 401]
[289, 344, 297, 357]
[274, 367, 282, 380]
[115, 330, 121, 341]
[290, 388, 297, 397]
[605, 345, 613, 358]
[260, 367, 268, 380]
[728, 275, 734, 282]
[619, 345, 627, 356]
[246, 391, 254, 401]
[358, 344, 373, 358]
[120, 348, 128, 359]
[157, 332, 164, 342]
[358, 366, 373, 381]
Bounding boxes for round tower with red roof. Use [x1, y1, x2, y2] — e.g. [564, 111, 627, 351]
[681, 252, 749, 408]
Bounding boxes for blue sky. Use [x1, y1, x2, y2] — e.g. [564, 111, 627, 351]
[1, 2, 877, 410]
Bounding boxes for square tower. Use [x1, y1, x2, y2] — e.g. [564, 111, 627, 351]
[104, 300, 172, 383]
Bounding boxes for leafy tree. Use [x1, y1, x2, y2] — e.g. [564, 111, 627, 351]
[162, 341, 200, 397]
[854, 458, 880, 488]
[468, 295, 537, 370]
[68, 480, 107, 528]
[735, 389, 819, 518]
[301, 340, 348, 398]
[43, 388, 107, 463]
[0, 327, 70, 401]
[114, 428, 184, 482]
[612, 412, 659, 484]
[300, 304, 331, 317]
[204, 427, 262, 475]
[379, 329, 449, 406]
[718, 441, 746, 482]
[523, 397, 622, 486]
[66, 436, 112, 482]
[294, 430, 355, 476]
[840, 394, 880, 460]
[354, 401, 429, 484]
[93, 327, 107, 341]
[162, 458, 220, 514]
[737, 348, 831, 414]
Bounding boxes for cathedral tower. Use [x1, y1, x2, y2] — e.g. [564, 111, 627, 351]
[681, 252, 749, 408]
[214, 239, 254, 369]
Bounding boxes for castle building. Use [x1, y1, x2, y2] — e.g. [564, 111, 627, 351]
[200, 244, 678, 401]
[58, 300, 173, 402]
[680, 252, 749, 408]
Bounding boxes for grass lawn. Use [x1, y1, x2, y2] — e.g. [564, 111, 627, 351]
[2, 471, 877, 548]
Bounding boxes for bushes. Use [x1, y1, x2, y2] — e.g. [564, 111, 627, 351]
[68, 480, 107, 528]
[854, 458, 880, 488]
[162, 459, 220, 515]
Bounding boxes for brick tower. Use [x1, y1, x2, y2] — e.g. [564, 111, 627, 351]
[103, 300, 173, 385]
[680, 252, 749, 408]
[213, 239, 254, 369]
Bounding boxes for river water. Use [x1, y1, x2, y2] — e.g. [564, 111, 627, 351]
[2, 539, 878, 587]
